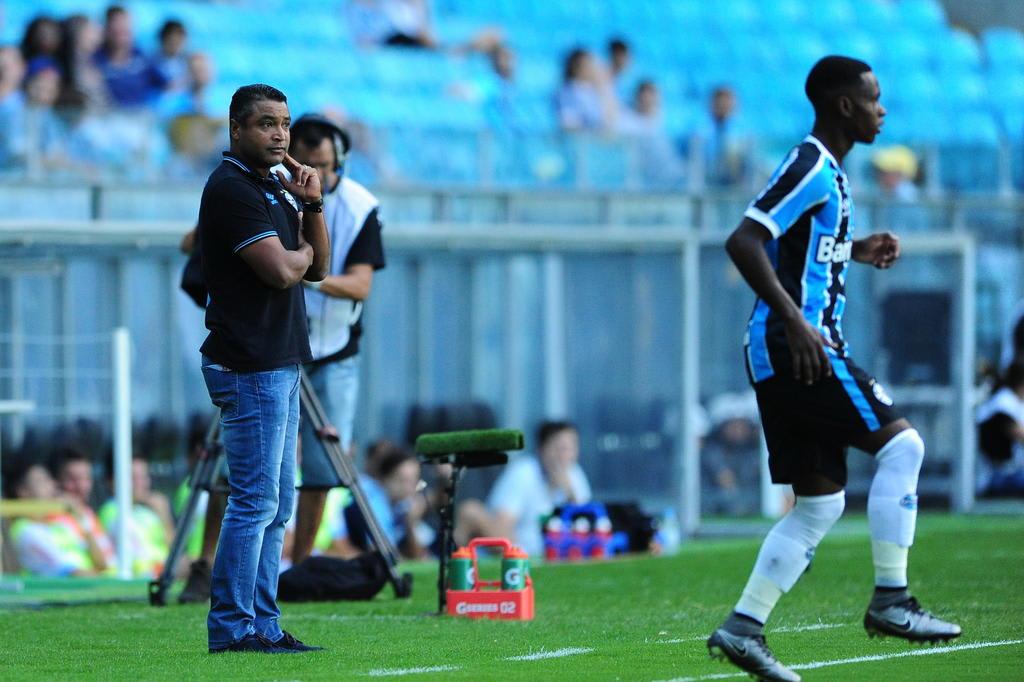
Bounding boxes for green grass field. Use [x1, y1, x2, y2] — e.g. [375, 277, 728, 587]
[2, 514, 1022, 681]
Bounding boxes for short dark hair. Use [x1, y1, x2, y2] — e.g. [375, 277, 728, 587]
[711, 84, 734, 99]
[537, 420, 576, 449]
[290, 121, 333, 153]
[229, 83, 287, 124]
[1003, 361, 1024, 390]
[609, 38, 629, 54]
[563, 47, 589, 82]
[6, 460, 45, 498]
[374, 443, 417, 480]
[49, 446, 90, 478]
[105, 5, 127, 22]
[805, 55, 872, 115]
[635, 80, 656, 94]
[159, 20, 185, 41]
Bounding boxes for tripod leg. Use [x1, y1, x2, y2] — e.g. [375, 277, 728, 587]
[149, 411, 221, 606]
[298, 369, 411, 598]
[437, 465, 461, 615]
[150, 414, 222, 606]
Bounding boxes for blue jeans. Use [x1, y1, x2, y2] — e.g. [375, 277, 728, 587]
[299, 355, 360, 488]
[202, 358, 299, 648]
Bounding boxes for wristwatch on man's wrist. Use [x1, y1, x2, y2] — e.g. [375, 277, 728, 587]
[303, 197, 324, 213]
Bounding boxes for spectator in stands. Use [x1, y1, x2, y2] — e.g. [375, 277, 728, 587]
[871, 145, 930, 233]
[22, 58, 69, 171]
[6, 462, 108, 577]
[607, 37, 637, 104]
[701, 392, 762, 516]
[326, 442, 427, 560]
[98, 455, 172, 578]
[976, 361, 1024, 497]
[873, 145, 920, 202]
[0, 46, 28, 168]
[57, 15, 108, 109]
[695, 85, 751, 187]
[456, 421, 592, 557]
[347, 0, 438, 49]
[93, 5, 169, 108]
[154, 20, 190, 92]
[160, 52, 213, 119]
[616, 80, 686, 188]
[50, 446, 115, 568]
[555, 48, 617, 132]
[618, 80, 663, 136]
[450, 43, 528, 132]
[20, 16, 63, 71]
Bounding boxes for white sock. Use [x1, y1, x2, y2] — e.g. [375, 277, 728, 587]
[735, 491, 846, 623]
[868, 429, 924, 588]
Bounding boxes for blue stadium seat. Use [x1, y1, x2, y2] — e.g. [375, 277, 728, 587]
[575, 135, 629, 189]
[702, 0, 760, 31]
[883, 32, 932, 69]
[386, 128, 480, 184]
[827, 32, 882, 66]
[760, 0, 809, 27]
[941, 71, 988, 109]
[490, 132, 575, 188]
[998, 111, 1024, 141]
[805, 0, 855, 31]
[982, 27, 1024, 70]
[988, 70, 1024, 115]
[933, 30, 983, 73]
[898, 0, 947, 34]
[852, 0, 899, 32]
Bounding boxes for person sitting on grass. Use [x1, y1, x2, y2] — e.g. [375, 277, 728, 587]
[98, 455, 172, 578]
[6, 461, 109, 577]
[455, 420, 592, 558]
[977, 361, 1024, 497]
[50, 445, 115, 570]
[324, 442, 427, 560]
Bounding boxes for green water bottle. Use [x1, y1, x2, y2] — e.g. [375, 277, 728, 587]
[501, 546, 529, 591]
[449, 547, 475, 590]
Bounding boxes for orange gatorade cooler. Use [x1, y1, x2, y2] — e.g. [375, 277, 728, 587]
[446, 537, 534, 620]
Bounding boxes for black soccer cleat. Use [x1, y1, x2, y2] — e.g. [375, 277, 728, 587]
[707, 627, 801, 682]
[864, 596, 962, 644]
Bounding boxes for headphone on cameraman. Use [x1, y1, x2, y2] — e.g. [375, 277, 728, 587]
[291, 113, 352, 175]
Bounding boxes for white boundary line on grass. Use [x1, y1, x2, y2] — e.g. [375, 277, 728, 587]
[656, 638, 1024, 682]
[650, 623, 846, 644]
[505, 647, 595, 661]
[366, 665, 460, 677]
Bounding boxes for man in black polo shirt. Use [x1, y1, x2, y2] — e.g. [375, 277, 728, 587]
[198, 83, 329, 654]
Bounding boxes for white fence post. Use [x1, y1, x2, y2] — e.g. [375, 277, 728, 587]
[112, 327, 133, 579]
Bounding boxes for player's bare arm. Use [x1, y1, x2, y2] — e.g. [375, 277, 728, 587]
[276, 152, 330, 281]
[726, 218, 837, 385]
[314, 264, 374, 301]
[238, 235, 314, 290]
[853, 231, 901, 269]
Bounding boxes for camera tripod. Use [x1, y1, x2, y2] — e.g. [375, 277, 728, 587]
[148, 368, 413, 606]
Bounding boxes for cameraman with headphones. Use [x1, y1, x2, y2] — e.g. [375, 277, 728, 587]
[287, 114, 386, 565]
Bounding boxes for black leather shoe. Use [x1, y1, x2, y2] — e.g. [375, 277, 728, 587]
[209, 633, 299, 654]
[273, 631, 324, 652]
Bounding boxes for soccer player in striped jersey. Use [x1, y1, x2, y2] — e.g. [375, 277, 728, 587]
[706, 56, 961, 682]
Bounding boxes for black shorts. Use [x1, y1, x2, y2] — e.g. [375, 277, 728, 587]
[753, 356, 902, 487]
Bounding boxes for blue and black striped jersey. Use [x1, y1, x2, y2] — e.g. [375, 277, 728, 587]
[743, 135, 854, 384]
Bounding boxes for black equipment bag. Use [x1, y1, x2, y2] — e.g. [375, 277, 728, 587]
[278, 553, 389, 602]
